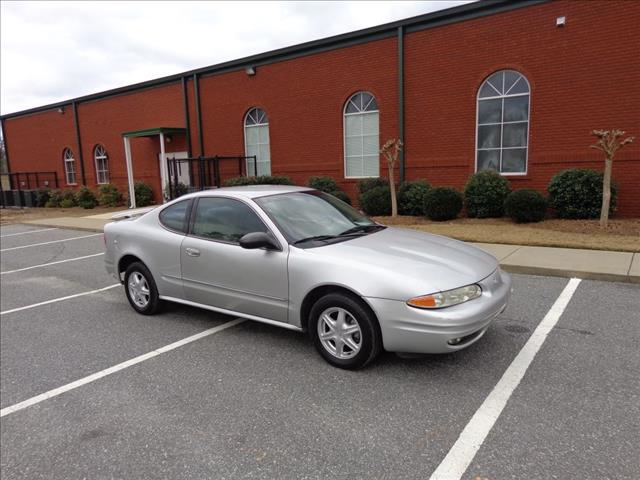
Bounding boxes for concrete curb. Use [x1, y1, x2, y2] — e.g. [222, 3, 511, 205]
[500, 265, 639, 284]
[12, 218, 640, 285]
[22, 218, 109, 233]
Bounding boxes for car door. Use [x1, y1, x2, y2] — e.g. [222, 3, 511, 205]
[180, 196, 289, 323]
[132, 198, 192, 299]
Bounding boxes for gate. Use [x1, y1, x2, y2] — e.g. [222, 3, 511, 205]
[0, 171, 59, 208]
[166, 155, 257, 200]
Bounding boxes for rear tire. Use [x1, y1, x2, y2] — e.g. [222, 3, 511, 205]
[124, 262, 161, 315]
[309, 293, 381, 370]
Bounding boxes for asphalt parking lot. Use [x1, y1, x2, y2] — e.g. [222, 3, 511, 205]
[1, 225, 638, 479]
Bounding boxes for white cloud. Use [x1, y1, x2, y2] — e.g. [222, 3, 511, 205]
[0, 1, 471, 115]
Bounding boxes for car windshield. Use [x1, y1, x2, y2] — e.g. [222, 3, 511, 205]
[255, 191, 381, 245]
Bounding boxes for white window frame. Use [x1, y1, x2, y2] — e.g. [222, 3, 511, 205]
[243, 107, 271, 176]
[343, 91, 380, 179]
[475, 70, 530, 176]
[63, 148, 77, 185]
[94, 144, 109, 184]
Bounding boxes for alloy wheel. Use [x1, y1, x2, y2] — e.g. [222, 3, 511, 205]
[128, 271, 150, 308]
[317, 307, 362, 359]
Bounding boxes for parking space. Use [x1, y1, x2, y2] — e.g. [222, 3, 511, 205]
[0, 225, 58, 236]
[1, 226, 638, 479]
[464, 280, 640, 480]
[0, 227, 104, 276]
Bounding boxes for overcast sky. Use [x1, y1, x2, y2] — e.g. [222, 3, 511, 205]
[1, 1, 471, 115]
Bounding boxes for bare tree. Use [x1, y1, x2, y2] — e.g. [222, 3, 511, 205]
[380, 138, 403, 217]
[0, 136, 7, 174]
[590, 129, 634, 228]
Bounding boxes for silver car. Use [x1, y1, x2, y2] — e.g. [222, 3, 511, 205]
[104, 185, 511, 369]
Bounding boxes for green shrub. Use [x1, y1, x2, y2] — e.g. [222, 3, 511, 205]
[223, 175, 294, 186]
[307, 176, 340, 193]
[59, 189, 77, 208]
[59, 198, 74, 208]
[306, 176, 351, 204]
[134, 182, 154, 207]
[359, 185, 391, 216]
[464, 170, 511, 218]
[547, 168, 617, 219]
[398, 180, 430, 216]
[504, 189, 548, 223]
[173, 182, 189, 198]
[357, 177, 388, 194]
[98, 183, 123, 207]
[329, 190, 352, 205]
[44, 189, 62, 208]
[75, 186, 98, 209]
[36, 188, 51, 207]
[423, 187, 463, 221]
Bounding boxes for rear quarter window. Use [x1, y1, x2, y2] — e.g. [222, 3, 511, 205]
[159, 199, 191, 233]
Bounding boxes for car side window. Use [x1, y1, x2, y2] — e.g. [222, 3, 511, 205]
[192, 197, 268, 243]
[159, 199, 191, 233]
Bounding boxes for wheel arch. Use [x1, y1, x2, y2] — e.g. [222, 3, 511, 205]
[300, 284, 380, 333]
[117, 254, 144, 282]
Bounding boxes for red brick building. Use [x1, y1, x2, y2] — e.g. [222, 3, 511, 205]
[1, 0, 639, 214]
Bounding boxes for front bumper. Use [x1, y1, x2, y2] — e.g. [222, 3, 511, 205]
[366, 269, 512, 354]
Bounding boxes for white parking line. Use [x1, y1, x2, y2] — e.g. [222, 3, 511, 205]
[1, 253, 105, 275]
[428, 278, 582, 480]
[0, 318, 245, 418]
[0, 284, 120, 316]
[0, 228, 57, 238]
[0, 233, 102, 252]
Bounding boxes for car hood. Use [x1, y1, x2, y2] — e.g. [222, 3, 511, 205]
[313, 227, 498, 296]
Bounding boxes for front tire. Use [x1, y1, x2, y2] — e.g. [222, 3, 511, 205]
[309, 293, 381, 370]
[124, 262, 161, 315]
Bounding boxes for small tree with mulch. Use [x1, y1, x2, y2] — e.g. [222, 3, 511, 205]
[590, 129, 634, 228]
[380, 139, 403, 217]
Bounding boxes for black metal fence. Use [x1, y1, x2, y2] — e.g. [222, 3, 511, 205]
[166, 155, 257, 200]
[0, 172, 59, 208]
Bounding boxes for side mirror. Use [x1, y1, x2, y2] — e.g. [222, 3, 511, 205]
[239, 232, 278, 250]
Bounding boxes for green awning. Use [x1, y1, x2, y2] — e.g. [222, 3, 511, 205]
[122, 127, 187, 138]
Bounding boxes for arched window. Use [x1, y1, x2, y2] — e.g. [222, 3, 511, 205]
[344, 91, 379, 178]
[63, 148, 76, 185]
[94, 144, 109, 184]
[476, 70, 530, 174]
[244, 107, 271, 176]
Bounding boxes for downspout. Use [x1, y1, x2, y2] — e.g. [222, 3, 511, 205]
[72, 101, 87, 185]
[193, 73, 204, 157]
[181, 76, 192, 158]
[0, 118, 11, 174]
[398, 26, 405, 184]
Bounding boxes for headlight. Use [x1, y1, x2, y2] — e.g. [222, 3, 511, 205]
[407, 284, 482, 309]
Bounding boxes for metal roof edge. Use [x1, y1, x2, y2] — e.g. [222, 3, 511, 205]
[121, 127, 187, 138]
[1, 0, 548, 121]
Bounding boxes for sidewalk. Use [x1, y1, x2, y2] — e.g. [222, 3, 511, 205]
[21, 212, 640, 284]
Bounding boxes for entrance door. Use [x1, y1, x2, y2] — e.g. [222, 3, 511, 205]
[159, 151, 189, 199]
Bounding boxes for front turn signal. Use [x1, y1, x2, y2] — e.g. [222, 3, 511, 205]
[407, 284, 482, 309]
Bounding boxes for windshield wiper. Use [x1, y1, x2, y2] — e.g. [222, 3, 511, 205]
[339, 224, 385, 236]
[293, 225, 385, 246]
[292, 235, 339, 245]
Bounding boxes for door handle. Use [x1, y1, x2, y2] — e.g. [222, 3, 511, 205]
[185, 247, 200, 257]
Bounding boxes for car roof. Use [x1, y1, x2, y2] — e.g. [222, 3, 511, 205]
[185, 184, 314, 199]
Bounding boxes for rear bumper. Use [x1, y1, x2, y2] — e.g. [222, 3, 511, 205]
[366, 269, 511, 354]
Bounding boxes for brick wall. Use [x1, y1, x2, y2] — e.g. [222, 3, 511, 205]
[195, 36, 398, 201]
[77, 83, 186, 199]
[404, 0, 640, 215]
[4, 108, 77, 188]
[3, 0, 639, 214]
